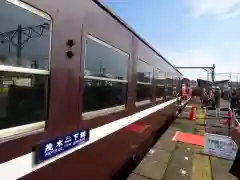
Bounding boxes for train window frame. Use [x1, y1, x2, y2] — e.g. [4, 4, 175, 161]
[82, 34, 129, 120]
[136, 59, 153, 106]
[0, 0, 52, 142]
[165, 74, 174, 99]
[155, 68, 165, 102]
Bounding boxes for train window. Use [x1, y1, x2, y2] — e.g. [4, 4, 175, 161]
[136, 60, 153, 104]
[83, 35, 129, 114]
[166, 75, 174, 99]
[84, 36, 128, 80]
[0, 0, 51, 140]
[176, 78, 181, 95]
[172, 77, 178, 97]
[155, 69, 165, 101]
[174, 78, 179, 99]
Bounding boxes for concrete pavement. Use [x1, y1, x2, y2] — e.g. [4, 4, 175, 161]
[127, 97, 238, 180]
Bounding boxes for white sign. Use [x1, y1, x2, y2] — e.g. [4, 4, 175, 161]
[204, 133, 238, 160]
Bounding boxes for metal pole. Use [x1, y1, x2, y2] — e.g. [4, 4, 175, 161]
[179, 77, 182, 105]
[17, 25, 22, 66]
[211, 64, 215, 86]
[209, 64, 215, 100]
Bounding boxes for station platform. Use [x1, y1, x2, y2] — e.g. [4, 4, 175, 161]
[127, 97, 238, 180]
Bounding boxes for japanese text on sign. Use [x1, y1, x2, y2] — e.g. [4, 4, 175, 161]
[204, 133, 238, 160]
[37, 129, 89, 163]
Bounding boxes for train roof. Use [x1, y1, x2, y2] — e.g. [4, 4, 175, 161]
[94, 0, 183, 76]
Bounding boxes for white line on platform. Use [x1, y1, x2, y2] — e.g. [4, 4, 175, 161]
[172, 131, 179, 141]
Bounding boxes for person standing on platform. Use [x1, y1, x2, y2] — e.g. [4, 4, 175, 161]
[229, 88, 232, 101]
[214, 87, 221, 117]
[235, 89, 240, 116]
[206, 88, 211, 106]
[230, 126, 240, 179]
[231, 89, 239, 113]
[202, 88, 208, 106]
[200, 88, 204, 104]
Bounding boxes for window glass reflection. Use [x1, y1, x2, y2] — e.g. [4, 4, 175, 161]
[137, 60, 153, 83]
[176, 78, 181, 95]
[136, 83, 152, 102]
[84, 36, 129, 112]
[155, 69, 165, 99]
[166, 77, 173, 87]
[0, 0, 51, 70]
[0, 0, 51, 131]
[136, 60, 153, 102]
[155, 69, 165, 86]
[156, 86, 165, 98]
[83, 79, 127, 112]
[85, 37, 129, 80]
[0, 72, 47, 129]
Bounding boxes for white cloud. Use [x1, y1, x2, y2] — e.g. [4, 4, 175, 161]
[183, 49, 202, 53]
[217, 9, 240, 19]
[185, 0, 240, 18]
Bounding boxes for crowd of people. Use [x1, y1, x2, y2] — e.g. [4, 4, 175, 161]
[200, 86, 240, 179]
[229, 88, 240, 179]
[200, 87, 221, 111]
[200, 87, 240, 110]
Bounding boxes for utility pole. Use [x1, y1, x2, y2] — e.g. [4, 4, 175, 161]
[0, 23, 49, 67]
[211, 64, 215, 86]
[17, 25, 22, 66]
[176, 65, 214, 82]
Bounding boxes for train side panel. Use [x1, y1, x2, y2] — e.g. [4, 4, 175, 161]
[0, 0, 183, 179]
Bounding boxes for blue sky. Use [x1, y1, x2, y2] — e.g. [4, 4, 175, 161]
[103, 0, 240, 81]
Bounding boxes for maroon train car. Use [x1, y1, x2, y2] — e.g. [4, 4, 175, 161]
[0, 0, 184, 179]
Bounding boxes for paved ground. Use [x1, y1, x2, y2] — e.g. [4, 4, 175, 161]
[204, 99, 231, 136]
[127, 97, 238, 180]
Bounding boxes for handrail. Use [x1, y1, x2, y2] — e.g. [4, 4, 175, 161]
[232, 109, 240, 126]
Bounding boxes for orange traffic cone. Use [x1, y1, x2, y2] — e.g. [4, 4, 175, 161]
[189, 105, 195, 120]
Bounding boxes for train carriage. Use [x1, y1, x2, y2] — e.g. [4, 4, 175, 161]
[0, 0, 183, 179]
